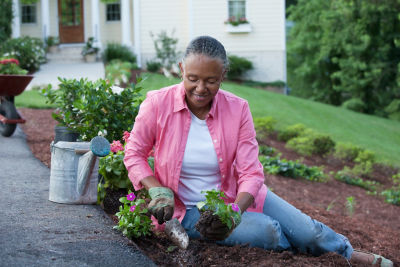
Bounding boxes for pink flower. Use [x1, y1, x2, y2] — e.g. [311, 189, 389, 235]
[127, 192, 136, 201]
[231, 203, 240, 213]
[130, 205, 136, 212]
[110, 140, 124, 153]
[123, 131, 130, 142]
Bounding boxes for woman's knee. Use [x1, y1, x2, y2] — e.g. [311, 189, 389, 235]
[224, 213, 289, 250]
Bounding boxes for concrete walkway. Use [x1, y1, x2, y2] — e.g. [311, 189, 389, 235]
[0, 61, 155, 266]
[26, 61, 105, 90]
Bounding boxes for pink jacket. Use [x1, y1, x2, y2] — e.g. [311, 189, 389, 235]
[124, 82, 268, 228]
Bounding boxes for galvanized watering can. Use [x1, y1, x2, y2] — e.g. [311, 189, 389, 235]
[49, 137, 110, 204]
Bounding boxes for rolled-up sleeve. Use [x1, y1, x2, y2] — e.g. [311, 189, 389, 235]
[234, 102, 264, 198]
[124, 93, 157, 190]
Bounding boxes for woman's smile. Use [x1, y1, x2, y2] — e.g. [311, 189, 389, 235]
[179, 54, 226, 119]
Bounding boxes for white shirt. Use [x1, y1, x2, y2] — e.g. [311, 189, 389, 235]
[178, 112, 222, 208]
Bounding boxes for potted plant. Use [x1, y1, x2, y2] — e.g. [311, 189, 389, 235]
[81, 37, 99, 62]
[0, 58, 33, 137]
[41, 77, 143, 143]
[45, 36, 60, 53]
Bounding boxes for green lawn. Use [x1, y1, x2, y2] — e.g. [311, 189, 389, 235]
[15, 89, 55, 109]
[15, 73, 400, 165]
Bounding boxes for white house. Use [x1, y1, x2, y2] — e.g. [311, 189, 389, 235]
[12, 0, 286, 83]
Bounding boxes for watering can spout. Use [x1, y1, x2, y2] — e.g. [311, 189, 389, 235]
[76, 136, 110, 196]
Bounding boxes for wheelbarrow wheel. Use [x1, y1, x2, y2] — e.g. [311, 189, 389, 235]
[0, 100, 18, 137]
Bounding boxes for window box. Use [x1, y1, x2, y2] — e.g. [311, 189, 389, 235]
[226, 23, 252, 33]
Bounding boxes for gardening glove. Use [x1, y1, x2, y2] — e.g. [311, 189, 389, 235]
[196, 207, 242, 241]
[148, 187, 174, 224]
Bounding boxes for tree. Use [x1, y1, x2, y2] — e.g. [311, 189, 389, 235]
[287, 0, 400, 117]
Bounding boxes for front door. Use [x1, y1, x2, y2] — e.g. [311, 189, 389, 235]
[58, 0, 84, 43]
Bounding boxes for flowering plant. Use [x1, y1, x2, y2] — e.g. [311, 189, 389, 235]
[0, 58, 28, 75]
[98, 131, 155, 203]
[196, 189, 241, 229]
[98, 131, 133, 202]
[224, 16, 249, 26]
[114, 191, 154, 238]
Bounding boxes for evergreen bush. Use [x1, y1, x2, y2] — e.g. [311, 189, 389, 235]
[227, 55, 253, 80]
[102, 43, 137, 65]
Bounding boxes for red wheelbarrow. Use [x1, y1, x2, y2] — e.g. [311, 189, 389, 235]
[0, 74, 34, 137]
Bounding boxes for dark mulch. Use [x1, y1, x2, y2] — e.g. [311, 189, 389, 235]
[19, 108, 400, 266]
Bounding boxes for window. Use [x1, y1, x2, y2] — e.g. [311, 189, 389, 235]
[106, 3, 121, 21]
[228, 0, 246, 21]
[21, 4, 37, 24]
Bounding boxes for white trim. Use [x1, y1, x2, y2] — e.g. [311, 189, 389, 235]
[225, 23, 251, 33]
[187, 0, 194, 40]
[41, 0, 50, 40]
[281, 0, 287, 94]
[133, 0, 141, 68]
[91, 0, 102, 48]
[12, 0, 20, 38]
[121, 0, 132, 46]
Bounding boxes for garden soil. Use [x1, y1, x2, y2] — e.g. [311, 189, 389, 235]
[19, 108, 400, 267]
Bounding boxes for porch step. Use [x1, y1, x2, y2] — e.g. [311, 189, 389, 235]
[46, 44, 88, 63]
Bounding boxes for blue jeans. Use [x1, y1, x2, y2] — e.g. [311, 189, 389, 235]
[181, 189, 353, 259]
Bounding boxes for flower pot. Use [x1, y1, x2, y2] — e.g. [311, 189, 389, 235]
[48, 45, 59, 53]
[84, 54, 97, 63]
[54, 125, 80, 143]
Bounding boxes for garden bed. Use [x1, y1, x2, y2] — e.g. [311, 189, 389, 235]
[19, 108, 400, 266]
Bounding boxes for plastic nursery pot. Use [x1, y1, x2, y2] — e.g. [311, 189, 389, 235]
[54, 125, 80, 144]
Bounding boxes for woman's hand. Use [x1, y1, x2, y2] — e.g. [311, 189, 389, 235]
[148, 187, 174, 224]
[196, 209, 241, 240]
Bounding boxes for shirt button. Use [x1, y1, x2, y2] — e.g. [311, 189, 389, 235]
[219, 158, 223, 162]
[222, 175, 225, 178]
[213, 139, 217, 143]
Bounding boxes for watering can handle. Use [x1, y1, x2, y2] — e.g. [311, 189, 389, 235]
[76, 151, 96, 196]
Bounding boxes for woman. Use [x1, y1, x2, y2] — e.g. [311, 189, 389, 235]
[124, 36, 392, 266]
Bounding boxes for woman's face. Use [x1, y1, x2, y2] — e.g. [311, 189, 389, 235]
[179, 54, 226, 114]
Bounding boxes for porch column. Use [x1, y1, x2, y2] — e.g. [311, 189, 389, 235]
[133, 0, 141, 68]
[11, 0, 20, 38]
[121, 0, 132, 47]
[41, 0, 50, 40]
[91, 0, 102, 48]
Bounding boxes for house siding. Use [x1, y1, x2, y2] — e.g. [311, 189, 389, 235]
[139, 0, 189, 64]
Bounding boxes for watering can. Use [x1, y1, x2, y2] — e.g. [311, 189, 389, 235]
[49, 136, 110, 204]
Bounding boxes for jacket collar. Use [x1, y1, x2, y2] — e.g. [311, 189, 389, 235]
[173, 81, 218, 118]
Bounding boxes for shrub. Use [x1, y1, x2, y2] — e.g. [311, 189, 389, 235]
[150, 30, 179, 70]
[227, 55, 253, 80]
[105, 59, 137, 85]
[258, 145, 276, 156]
[254, 116, 276, 141]
[286, 134, 314, 156]
[0, 0, 12, 43]
[278, 123, 306, 141]
[312, 135, 335, 156]
[42, 78, 143, 142]
[102, 42, 137, 65]
[334, 142, 363, 162]
[146, 60, 162, 73]
[342, 98, 366, 113]
[0, 36, 46, 72]
[384, 99, 400, 121]
[381, 173, 400, 206]
[286, 128, 335, 156]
